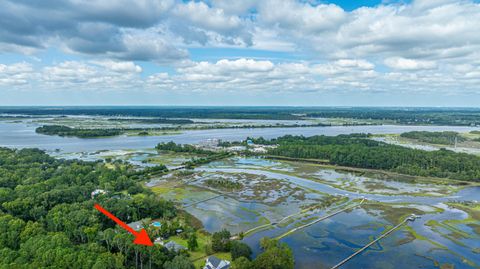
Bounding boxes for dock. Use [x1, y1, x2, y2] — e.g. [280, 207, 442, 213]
[330, 214, 419, 269]
[276, 198, 365, 240]
[183, 194, 224, 208]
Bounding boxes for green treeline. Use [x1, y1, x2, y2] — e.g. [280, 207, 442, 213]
[0, 147, 198, 268]
[156, 142, 232, 168]
[108, 118, 194, 124]
[182, 153, 231, 169]
[306, 108, 480, 126]
[2, 107, 302, 120]
[5, 107, 480, 125]
[36, 125, 122, 138]
[266, 134, 480, 181]
[156, 141, 216, 155]
[400, 131, 465, 145]
[36, 122, 336, 139]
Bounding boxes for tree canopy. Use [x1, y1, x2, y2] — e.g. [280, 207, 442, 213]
[266, 134, 480, 181]
[0, 147, 182, 268]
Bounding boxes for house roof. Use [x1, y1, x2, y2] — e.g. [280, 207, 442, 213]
[204, 256, 230, 269]
[164, 241, 186, 251]
[126, 220, 144, 231]
[207, 256, 222, 267]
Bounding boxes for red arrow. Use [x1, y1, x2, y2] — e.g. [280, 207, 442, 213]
[94, 203, 153, 246]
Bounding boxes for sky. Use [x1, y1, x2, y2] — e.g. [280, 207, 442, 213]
[1, 0, 480, 106]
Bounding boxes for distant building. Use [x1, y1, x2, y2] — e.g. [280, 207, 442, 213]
[199, 138, 221, 148]
[251, 146, 267, 153]
[91, 189, 107, 199]
[164, 241, 186, 252]
[203, 256, 230, 269]
[246, 140, 254, 146]
[227, 146, 246, 152]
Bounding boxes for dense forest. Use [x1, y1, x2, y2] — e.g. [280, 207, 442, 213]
[0, 147, 190, 268]
[400, 131, 465, 145]
[0, 147, 293, 268]
[264, 134, 480, 181]
[36, 125, 122, 138]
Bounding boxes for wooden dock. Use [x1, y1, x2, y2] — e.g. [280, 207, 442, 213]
[330, 215, 418, 269]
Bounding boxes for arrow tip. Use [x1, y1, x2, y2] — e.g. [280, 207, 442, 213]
[133, 229, 154, 246]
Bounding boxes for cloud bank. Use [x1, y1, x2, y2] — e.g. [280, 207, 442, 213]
[1, 0, 480, 103]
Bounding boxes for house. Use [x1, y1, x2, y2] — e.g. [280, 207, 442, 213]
[164, 241, 186, 252]
[251, 146, 267, 153]
[127, 220, 144, 231]
[203, 256, 230, 269]
[154, 237, 164, 245]
[226, 146, 246, 152]
[91, 189, 107, 199]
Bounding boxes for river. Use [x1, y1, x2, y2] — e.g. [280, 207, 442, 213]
[0, 121, 478, 153]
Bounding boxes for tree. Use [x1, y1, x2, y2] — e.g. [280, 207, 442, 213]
[20, 221, 45, 243]
[254, 238, 294, 269]
[163, 255, 194, 269]
[231, 257, 253, 269]
[187, 233, 198, 251]
[211, 229, 231, 252]
[0, 214, 25, 249]
[231, 241, 252, 260]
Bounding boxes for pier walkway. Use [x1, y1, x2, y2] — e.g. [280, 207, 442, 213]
[330, 214, 418, 269]
[276, 198, 366, 240]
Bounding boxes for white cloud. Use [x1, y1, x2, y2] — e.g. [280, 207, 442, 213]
[0, 62, 35, 86]
[334, 59, 375, 70]
[180, 58, 275, 74]
[173, 2, 242, 33]
[91, 60, 142, 73]
[2, 57, 480, 97]
[211, 0, 257, 15]
[259, 0, 346, 34]
[384, 57, 437, 70]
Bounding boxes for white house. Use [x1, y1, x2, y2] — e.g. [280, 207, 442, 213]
[203, 256, 230, 269]
[91, 189, 107, 199]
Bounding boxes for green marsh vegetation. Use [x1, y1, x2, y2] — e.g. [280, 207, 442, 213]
[204, 179, 243, 191]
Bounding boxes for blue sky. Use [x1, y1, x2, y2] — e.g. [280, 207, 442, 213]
[1, 0, 479, 106]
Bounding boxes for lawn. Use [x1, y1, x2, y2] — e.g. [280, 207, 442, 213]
[167, 232, 232, 269]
